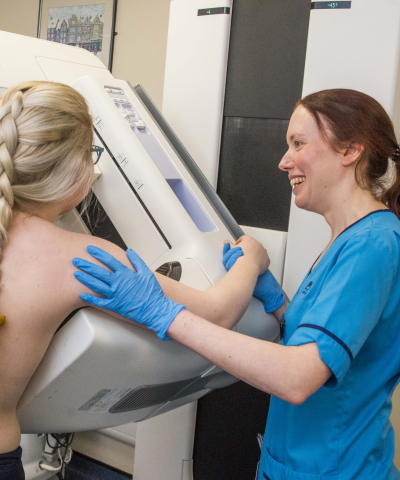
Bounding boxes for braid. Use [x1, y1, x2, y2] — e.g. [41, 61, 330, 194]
[0, 90, 23, 280]
[0, 81, 94, 294]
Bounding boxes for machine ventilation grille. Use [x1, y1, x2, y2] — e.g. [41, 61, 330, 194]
[156, 261, 182, 281]
[109, 377, 196, 413]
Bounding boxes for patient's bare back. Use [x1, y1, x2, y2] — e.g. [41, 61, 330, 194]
[0, 212, 131, 453]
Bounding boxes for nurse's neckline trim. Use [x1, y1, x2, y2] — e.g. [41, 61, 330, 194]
[308, 209, 393, 274]
[335, 209, 393, 242]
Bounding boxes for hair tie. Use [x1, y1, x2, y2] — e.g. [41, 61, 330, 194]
[392, 145, 400, 164]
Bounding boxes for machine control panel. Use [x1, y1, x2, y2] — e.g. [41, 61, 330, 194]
[105, 86, 146, 130]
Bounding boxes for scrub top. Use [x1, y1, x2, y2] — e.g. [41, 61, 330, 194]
[259, 210, 400, 480]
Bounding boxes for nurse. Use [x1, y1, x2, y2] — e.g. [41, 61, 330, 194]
[73, 89, 400, 479]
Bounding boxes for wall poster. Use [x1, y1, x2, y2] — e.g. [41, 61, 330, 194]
[38, 0, 117, 70]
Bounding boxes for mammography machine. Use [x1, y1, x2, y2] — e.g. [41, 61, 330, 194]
[0, 29, 280, 480]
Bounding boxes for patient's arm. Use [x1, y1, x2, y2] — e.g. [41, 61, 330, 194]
[158, 235, 270, 328]
[156, 263, 257, 329]
[72, 235, 269, 330]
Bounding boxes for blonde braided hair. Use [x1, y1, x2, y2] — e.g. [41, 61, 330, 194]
[0, 81, 94, 280]
[0, 90, 21, 253]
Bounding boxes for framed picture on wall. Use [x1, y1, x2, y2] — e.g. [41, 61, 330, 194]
[37, 0, 118, 70]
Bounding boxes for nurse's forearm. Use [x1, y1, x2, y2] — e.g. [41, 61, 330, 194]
[157, 256, 260, 329]
[167, 309, 331, 405]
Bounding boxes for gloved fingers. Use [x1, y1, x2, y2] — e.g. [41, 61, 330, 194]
[126, 249, 148, 274]
[72, 258, 113, 283]
[225, 256, 236, 271]
[86, 245, 125, 272]
[227, 247, 244, 269]
[225, 246, 243, 261]
[222, 246, 243, 270]
[74, 271, 112, 297]
[222, 242, 231, 256]
[79, 293, 110, 308]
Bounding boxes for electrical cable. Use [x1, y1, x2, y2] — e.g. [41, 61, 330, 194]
[40, 433, 75, 479]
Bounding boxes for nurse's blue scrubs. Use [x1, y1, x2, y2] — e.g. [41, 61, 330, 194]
[259, 210, 400, 480]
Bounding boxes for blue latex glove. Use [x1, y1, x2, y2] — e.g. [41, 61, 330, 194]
[222, 243, 285, 313]
[222, 242, 243, 270]
[72, 246, 186, 340]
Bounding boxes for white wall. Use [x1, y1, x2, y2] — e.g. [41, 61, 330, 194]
[111, 0, 170, 108]
[0, 0, 39, 37]
[0, 0, 170, 109]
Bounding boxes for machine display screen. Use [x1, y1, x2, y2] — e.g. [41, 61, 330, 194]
[134, 84, 244, 240]
[198, 7, 230, 16]
[311, 1, 351, 9]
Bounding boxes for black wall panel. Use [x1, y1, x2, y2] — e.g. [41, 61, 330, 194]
[217, 116, 292, 231]
[224, 0, 311, 119]
[217, 0, 310, 234]
[194, 381, 270, 480]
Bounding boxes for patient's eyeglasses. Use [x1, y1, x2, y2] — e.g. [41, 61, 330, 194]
[92, 145, 104, 165]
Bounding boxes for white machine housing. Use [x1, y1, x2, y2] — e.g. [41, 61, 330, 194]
[163, 0, 232, 188]
[0, 31, 279, 436]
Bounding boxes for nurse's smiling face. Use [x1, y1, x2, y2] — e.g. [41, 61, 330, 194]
[279, 105, 349, 215]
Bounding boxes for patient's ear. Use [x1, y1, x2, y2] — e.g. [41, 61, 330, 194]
[342, 144, 364, 166]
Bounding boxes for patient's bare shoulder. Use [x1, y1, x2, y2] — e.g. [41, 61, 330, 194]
[1, 213, 132, 329]
[61, 226, 136, 305]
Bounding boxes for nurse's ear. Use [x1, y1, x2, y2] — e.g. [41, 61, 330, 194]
[341, 143, 364, 166]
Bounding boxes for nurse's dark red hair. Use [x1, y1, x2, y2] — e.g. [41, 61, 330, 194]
[298, 89, 400, 218]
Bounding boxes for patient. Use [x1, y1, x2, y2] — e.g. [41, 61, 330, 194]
[0, 81, 268, 478]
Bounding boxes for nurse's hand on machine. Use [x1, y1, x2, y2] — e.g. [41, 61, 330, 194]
[72, 246, 186, 340]
[222, 242, 285, 313]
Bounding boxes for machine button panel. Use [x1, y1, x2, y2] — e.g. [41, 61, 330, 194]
[104, 86, 146, 132]
[133, 118, 145, 129]
[105, 87, 125, 95]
